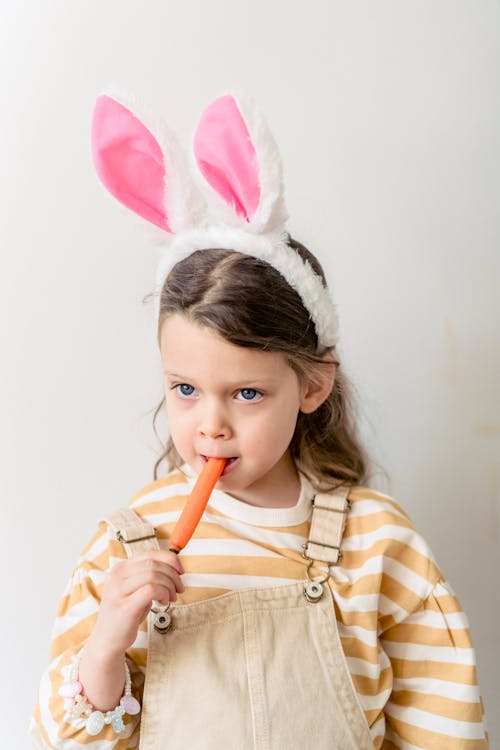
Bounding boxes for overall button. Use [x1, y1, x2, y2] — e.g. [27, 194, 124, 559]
[153, 610, 172, 634]
[304, 580, 324, 602]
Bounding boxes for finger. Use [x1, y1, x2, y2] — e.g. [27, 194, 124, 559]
[128, 580, 178, 611]
[125, 549, 185, 574]
[116, 558, 185, 588]
[120, 569, 185, 598]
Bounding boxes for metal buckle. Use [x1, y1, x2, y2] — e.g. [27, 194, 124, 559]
[311, 498, 352, 513]
[301, 541, 343, 564]
[115, 530, 156, 544]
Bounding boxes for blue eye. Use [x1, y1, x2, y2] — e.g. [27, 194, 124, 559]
[237, 388, 262, 401]
[176, 383, 196, 397]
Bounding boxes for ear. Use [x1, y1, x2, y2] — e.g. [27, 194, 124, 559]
[299, 361, 337, 415]
[91, 93, 205, 235]
[192, 92, 288, 233]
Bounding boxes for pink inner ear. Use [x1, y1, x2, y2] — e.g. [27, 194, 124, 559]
[193, 95, 260, 221]
[92, 95, 171, 232]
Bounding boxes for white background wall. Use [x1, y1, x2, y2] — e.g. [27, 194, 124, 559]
[1, 1, 498, 746]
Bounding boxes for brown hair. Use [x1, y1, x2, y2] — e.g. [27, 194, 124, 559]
[149, 237, 372, 491]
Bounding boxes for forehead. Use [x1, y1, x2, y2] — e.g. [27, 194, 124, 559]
[160, 314, 291, 380]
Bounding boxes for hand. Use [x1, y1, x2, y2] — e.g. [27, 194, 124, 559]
[90, 549, 185, 655]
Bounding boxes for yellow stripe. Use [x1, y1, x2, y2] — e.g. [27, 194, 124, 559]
[351, 666, 393, 696]
[390, 689, 485, 722]
[50, 612, 97, 659]
[340, 636, 380, 665]
[387, 715, 487, 748]
[182, 554, 308, 579]
[382, 622, 473, 648]
[389, 657, 479, 685]
[344, 509, 412, 537]
[341, 539, 440, 581]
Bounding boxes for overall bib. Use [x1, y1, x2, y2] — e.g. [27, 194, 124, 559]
[105, 486, 375, 750]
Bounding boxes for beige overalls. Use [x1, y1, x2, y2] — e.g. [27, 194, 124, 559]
[105, 485, 375, 750]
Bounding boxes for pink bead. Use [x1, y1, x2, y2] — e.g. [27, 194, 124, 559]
[58, 680, 83, 698]
[120, 694, 141, 715]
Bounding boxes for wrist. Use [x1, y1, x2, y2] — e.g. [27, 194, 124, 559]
[85, 629, 127, 665]
[60, 648, 141, 737]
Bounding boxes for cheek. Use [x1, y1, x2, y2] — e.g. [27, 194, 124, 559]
[164, 397, 189, 439]
[250, 405, 299, 452]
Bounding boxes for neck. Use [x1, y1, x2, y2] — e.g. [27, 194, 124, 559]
[226, 454, 302, 509]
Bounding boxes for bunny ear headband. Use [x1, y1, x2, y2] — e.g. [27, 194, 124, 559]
[91, 90, 338, 349]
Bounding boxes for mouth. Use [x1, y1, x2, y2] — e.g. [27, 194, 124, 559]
[200, 455, 239, 476]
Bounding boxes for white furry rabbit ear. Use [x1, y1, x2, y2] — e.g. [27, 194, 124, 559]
[91, 92, 206, 238]
[192, 92, 288, 234]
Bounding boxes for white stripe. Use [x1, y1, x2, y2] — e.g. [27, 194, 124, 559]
[434, 578, 458, 597]
[345, 655, 385, 680]
[336, 553, 433, 600]
[182, 572, 295, 590]
[357, 686, 391, 711]
[59, 534, 109, 596]
[47, 653, 63, 672]
[384, 725, 425, 750]
[131, 629, 149, 651]
[76, 530, 109, 565]
[385, 703, 486, 739]
[51, 595, 99, 639]
[376, 556, 433, 598]
[368, 714, 386, 741]
[66, 567, 106, 589]
[141, 510, 181, 526]
[338, 591, 405, 620]
[196, 510, 308, 549]
[332, 590, 381, 613]
[381, 640, 476, 665]
[401, 609, 470, 630]
[162, 537, 285, 558]
[392, 677, 481, 702]
[337, 622, 379, 648]
[377, 592, 410, 619]
[349, 498, 409, 522]
[342, 524, 434, 558]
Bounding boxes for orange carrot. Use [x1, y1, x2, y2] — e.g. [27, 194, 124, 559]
[168, 457, 227, 553]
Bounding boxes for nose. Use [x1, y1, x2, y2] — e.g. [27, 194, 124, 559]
[197, 400, 232, 441]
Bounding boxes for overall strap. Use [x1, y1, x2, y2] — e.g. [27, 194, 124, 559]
[103, 507, 160, 557]
[303, 485, 351, 565]
[104, 509, 171, 634]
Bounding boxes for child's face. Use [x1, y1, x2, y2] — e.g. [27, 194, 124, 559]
[160, 314, 315, 505]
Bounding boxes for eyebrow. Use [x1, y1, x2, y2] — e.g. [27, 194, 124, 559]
[163, 371, 277, 387]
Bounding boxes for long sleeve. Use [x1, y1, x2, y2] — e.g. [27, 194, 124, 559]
[30, 523, 144, 749]
[379, 578, 488, 748]
[330, 486, 489, 749]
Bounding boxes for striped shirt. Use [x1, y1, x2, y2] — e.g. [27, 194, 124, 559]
[31, 466, 489, 749]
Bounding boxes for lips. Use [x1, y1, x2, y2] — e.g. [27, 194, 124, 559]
[200, 455, 239, 476]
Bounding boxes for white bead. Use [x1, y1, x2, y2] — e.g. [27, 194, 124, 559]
[86, 710, 105, 735]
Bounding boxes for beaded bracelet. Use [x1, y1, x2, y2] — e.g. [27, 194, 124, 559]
[59, 652, 141, 735]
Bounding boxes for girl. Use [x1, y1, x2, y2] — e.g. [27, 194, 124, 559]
[31, 91, 488, 749]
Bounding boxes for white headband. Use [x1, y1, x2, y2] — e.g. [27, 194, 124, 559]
[91, 90, 339, 349]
